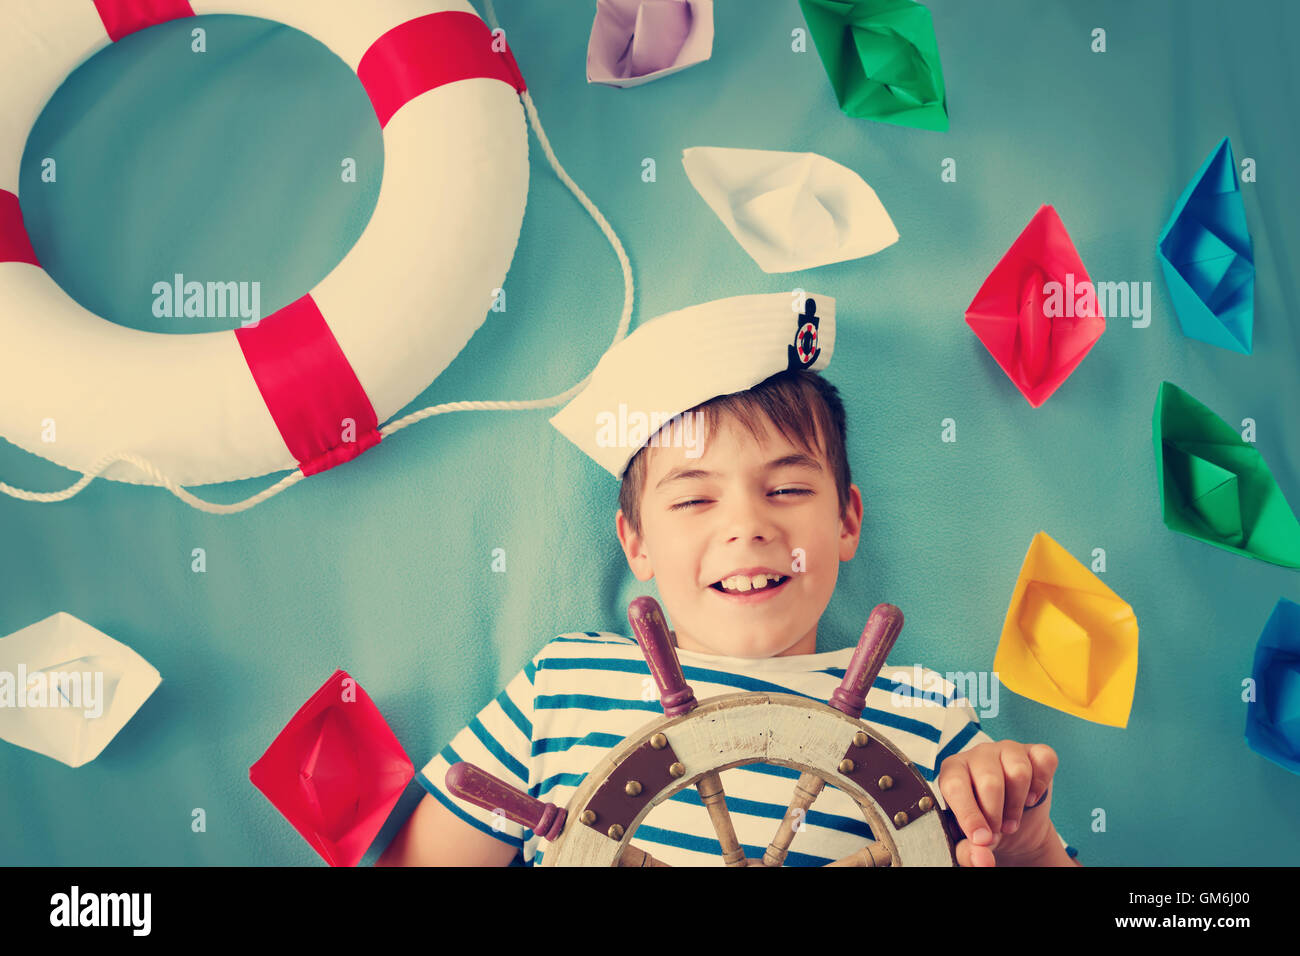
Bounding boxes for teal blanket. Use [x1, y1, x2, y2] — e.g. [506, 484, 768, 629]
[1, 0, 1297, 865]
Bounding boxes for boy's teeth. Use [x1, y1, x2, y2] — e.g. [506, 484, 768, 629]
[718, 573, 784, 593]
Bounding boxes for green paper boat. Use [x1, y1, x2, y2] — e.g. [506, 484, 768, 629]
[1153, 382, 1300, 569]
[798, 0, 948, 131]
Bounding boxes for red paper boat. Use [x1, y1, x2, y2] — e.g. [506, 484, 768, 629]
[250, 669, 413, 866]
[965, 205, 1106, 407]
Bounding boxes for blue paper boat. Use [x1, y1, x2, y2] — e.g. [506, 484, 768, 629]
[1245, 597, 1300, 774]
[1157, 137, 1255, 354]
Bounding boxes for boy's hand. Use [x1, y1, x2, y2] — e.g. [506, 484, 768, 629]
[937, 740, 1061, 867]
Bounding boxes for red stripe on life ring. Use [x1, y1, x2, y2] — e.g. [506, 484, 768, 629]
[93, 0, 195, 42]
[235, 295, 382, 477]
[0, 190, 39, 266]
[357, 11, 526, 128]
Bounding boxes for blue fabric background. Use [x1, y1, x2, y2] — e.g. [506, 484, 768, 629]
[1, 0, 1297, 865]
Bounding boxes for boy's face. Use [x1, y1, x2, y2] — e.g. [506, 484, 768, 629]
[616, 412, 863, 658]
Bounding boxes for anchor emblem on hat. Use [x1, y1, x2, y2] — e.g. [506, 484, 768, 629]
[788, 297, 821, 370]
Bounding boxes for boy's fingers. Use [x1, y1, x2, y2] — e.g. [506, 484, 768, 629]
[938, 762, 994, 845]
[1025, 743, 1059, 807]
[966, 746, 1006, 836]
[999, 748, 1035, 834]
[954, 837, 998, 868]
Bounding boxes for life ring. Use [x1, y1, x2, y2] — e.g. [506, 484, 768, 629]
[0, 0, 529, 488]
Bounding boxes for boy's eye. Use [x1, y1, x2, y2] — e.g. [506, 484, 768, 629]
[669, 488, 812, 511]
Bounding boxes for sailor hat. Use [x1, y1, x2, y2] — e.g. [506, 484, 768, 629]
[549, 292, 835, 478]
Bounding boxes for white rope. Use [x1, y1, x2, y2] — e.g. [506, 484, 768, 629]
[1, 0, 634, 515]
[0, 453, 306, 516]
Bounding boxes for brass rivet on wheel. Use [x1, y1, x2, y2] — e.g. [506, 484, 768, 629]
[893, 811, 908, 827]
[608, 824, 625, 840]
[650, 733, 668, 750]
[919, 796, 934, 812]
[854, 731, 870, 748]
[838, 758, 855, 774]
[625, 780, 643, 797]
[579, 809, 597, 825]
[878, 775, 893, 791]
[669, 761, 685, 778]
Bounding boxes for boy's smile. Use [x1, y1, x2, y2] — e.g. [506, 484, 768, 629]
[616, 412, 863, 659]
[708, 572, 793, 603]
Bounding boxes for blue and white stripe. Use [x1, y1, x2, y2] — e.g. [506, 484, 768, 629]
[418, 632, 1076, 865]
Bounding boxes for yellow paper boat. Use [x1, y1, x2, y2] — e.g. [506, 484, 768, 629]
[994, 532, 1139, 727]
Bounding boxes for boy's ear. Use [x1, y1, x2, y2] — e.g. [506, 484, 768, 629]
[615, 509, 655, 581]
[839, 484, 864, 561]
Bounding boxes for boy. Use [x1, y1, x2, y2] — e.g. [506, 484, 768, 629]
[379, 292, 1079, 867]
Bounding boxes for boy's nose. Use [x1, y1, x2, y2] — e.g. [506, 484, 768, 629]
[721, 497, 779, 543]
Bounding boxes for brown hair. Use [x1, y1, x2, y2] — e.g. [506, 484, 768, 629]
[618, 367, 852, 538]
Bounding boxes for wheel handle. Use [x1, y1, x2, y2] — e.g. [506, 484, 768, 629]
[826, 603, 968, 856]
[628, 595, 697, 716]
[445, 761, 566, 841]
[829, 602, 904, 717]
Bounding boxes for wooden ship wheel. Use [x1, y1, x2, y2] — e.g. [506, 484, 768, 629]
[447, 597, 965, 866]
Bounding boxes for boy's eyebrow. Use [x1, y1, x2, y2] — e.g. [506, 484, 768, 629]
[654, 453, 823, 491]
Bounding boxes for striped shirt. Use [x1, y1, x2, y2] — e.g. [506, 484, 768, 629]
[418, 632, 1077, 865]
